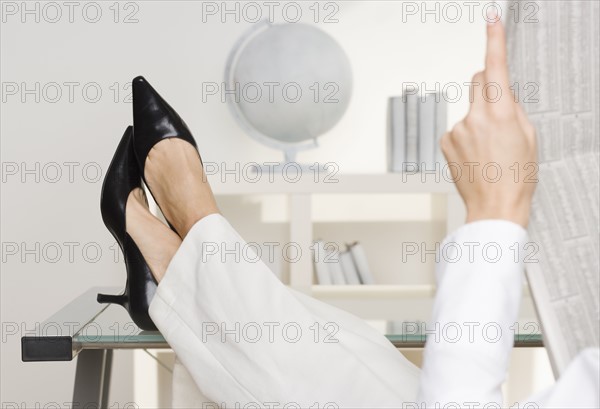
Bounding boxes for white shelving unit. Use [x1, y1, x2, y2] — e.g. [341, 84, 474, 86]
[210, 173, 459, 195]
[210, 173, 467, 303]
[211, 172, 542, 330]
[312, 284, 436, 299]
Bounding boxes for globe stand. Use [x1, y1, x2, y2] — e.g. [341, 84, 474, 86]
[248, 147, 333, 177]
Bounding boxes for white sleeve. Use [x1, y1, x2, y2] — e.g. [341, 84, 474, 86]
[529, 348, 600, 408]
[416, 220, 528, 407]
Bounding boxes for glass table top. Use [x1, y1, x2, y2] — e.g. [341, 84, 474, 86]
[22, 287, 543, 362]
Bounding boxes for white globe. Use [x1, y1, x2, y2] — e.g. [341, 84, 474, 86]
[227, 22, 353, 152]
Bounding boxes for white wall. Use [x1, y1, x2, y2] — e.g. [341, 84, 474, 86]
[1, 1, 497, 406]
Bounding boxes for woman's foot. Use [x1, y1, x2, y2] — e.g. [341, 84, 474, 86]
[131, 76, 220, 238]
[98, 126, 163, 330]
[126, 187, 182, 282]
[143, 138, 219, 238]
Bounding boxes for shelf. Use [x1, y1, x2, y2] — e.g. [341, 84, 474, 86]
[311, 285, 436, 299]
[206, 172, 466, 289]
[308, 284, 535, 322]
[209, 173, 457, 195]
[311, 284, 532, 299]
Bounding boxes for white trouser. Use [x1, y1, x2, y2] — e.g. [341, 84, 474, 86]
[149, 214, 420, 407]
[149, 214, 600, 408]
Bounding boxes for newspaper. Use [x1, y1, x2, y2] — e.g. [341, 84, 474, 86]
[504, 0, 600, 376]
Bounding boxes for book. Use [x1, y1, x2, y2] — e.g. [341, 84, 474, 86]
[339, 250, 361, 285]
[348, 242, 375, 285]
[388, 96, 406, 172]
[327, 249, 347, 285]
[434, 94, 448, 166]
[404, 93, 419, 172]
[418, 93, 437, 170]
[312, 241, 332, 285]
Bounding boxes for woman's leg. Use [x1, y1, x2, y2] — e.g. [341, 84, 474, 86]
[171, 357, 213, 408]
[149, 213, 420, 407]
[125, 187, 181, 281]
[129, 139, 421, 407]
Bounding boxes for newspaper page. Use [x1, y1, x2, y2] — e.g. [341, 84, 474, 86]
[504, 0, 600, 376]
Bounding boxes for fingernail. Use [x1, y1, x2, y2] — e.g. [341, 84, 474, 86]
[486, 7, 499, 24]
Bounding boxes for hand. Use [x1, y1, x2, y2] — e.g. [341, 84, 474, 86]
[441, 19, 537, 227]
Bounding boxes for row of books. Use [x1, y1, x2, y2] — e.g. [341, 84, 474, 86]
[312, 240, 375, 285]
[387, 92, 448, 172]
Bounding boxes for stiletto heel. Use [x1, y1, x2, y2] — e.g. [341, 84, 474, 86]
[96, 293, 127, 306]
[131, 75, 202, 235]
[97, 126, 158, 331]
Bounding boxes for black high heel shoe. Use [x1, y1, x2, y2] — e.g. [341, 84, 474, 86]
[97, 126, 158, 331]
[131, 75, 201, 235]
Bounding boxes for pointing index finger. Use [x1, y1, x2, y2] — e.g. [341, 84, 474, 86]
[485, 18, 511, 90]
